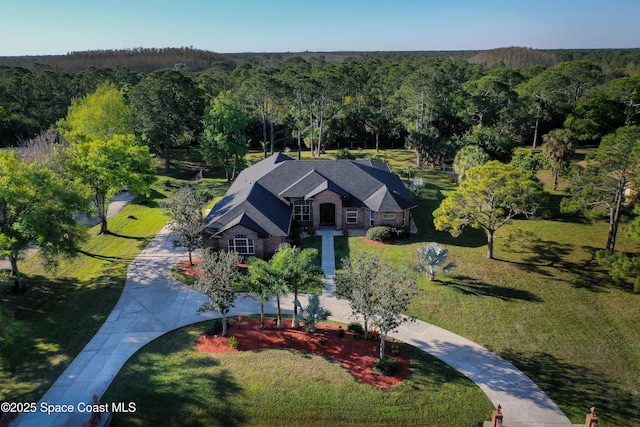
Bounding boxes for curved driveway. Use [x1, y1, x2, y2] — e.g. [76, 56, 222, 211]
[13, 227, 573, 427]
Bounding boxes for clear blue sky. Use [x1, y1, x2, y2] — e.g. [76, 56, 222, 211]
[1, 0, 638, 56]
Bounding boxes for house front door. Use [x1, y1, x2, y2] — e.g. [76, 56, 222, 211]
[319, 203, 336, 226]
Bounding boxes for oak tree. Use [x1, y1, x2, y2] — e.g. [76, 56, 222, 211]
[0, 152, 91, 290]
[200, 91, 248, 181]
[63, 134, 156, 234]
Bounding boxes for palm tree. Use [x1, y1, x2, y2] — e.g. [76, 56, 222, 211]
[295, 294, 331, 333]
[542, 129, 575, 191]
[416, 243, 456, 281]
[453, 145, 489, 183]
[245, 257, 277, 330]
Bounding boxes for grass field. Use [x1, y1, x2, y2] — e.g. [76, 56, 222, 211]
[103, 319, 492, 427]
[0, 153, 219, 402]
[332, 154, 640, 426]
[2, 148, 639, 426]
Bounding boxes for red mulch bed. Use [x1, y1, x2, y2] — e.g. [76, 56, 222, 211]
[196, 319, 410, 387]
[361, 237, 402, 246]
[178, 258, 247, 276]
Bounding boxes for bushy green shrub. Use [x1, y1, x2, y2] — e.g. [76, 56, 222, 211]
[366, 226, 409, 242]
[335, 148, 356, 160]
[204, 318, 226, 335]
[398, 165, 417, 179]
[228, 336, 240, 350]
[365, 153, 385, 163]
[373, 358, 400, 376]
[347, 322, 364, 335]
[366, 226, 395, 242]
[392, 227, 409, 239]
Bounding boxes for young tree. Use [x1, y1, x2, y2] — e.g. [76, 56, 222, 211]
[63, 134, 156, 234]
[541, 129, 575, 191]
[0, 152, 91, 291]
[368, 263, 417, 361]
[337, 252, 417, 360]
[561, 126, 640, 253]
[161, 186, 207, 266]
[193, 249, 242, 337]
[434, 161, 546, 259]
[268, 244, 324, 329]
[200, 91, 248, 181]
[415, 243, 456, 281]
[336, 253, 381, 340]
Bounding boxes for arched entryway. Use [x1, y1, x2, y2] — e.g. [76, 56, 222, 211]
[319, 203, 336, 226]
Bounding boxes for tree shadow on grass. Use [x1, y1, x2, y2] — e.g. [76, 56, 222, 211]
[499, 349, 638, 425]
[445, 275, 543, 302]
[1, 273, 126, 401]
[499, 239, 614, 293]
[77, 250, 136, 263]
[410, 194, 488, 249]
[106, 342, 245, 427]
[132, 188, 166, 208]
[404, 344, 484, 390]
[103, 231, 150, 242]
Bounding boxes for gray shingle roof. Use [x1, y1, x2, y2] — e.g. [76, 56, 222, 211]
[204, 153, 416, 237]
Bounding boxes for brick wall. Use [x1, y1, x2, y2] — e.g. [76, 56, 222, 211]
[366, 209, 411, 229]
[203, 225, 288, 260]
[311, 190, 344, 230]
[343, 206, 365, 230]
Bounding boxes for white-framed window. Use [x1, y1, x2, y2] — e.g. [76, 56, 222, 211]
[346, 208, 358, 224]
[383, 212, 395, 221]
[370, 211, 375, 227]
[293, 200, 311, 222]
[229, 235, 254, 255]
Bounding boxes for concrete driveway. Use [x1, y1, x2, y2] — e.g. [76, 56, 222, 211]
[13, 227, 575, 427]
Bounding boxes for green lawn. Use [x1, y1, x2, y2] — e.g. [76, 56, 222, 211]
[103, 320, 492, 427]
[334, 162, 640, 426]
[0, 151, 223, 402]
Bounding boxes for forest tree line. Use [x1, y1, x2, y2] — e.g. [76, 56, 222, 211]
[2, 46, 640, 167]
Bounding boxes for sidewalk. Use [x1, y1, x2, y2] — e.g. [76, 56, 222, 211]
[14, 227, 573, 427]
